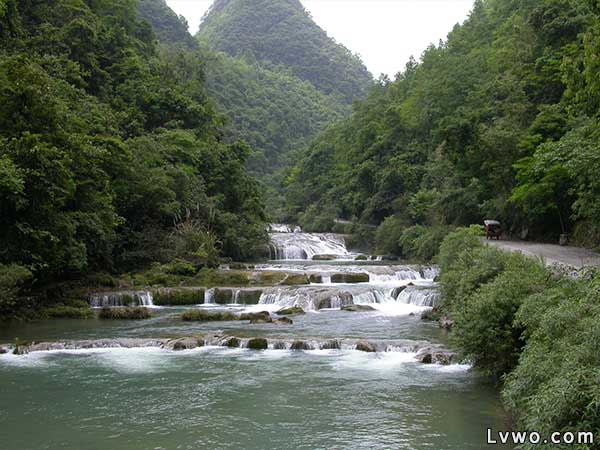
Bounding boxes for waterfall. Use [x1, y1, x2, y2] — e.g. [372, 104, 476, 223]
[396, 287, 440, 307]
[269, 223, 302, 233]
[205, 288, 215, 304]
[89, 291, 154, 308]
[269, 232, 350, 260]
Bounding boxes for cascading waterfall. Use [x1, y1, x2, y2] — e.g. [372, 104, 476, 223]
[204, 288, 215, 304]
[89, 291, 154, 308]
[395, 287, 440, 307]
[269, 232, 351, 260]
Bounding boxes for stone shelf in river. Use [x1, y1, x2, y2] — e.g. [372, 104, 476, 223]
[3, 335, 456, 365]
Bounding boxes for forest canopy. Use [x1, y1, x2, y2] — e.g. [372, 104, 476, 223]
[0, 0, 267, 296]
[285, 0, 600, 246]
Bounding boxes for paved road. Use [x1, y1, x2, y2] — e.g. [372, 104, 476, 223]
[485, 239, 600, 269]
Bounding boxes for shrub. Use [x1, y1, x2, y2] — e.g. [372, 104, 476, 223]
[374, 215, 407, 255]
[181, 309, 238, 321]
[98, 307, 151, 320]
[43, 305, 94, 319]
[502, 278, 600, 448]
[398, 225, 451, 261]
[164, 259, 197, 277]
[0, 264, 33, 320]
[451, 253, 553, 378]
[153, 289, 203, 306]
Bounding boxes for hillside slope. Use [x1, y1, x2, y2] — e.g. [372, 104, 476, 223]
[286, 0, 600, 244]
[139, 0, 359, 174]
[198, 0, 373, 104]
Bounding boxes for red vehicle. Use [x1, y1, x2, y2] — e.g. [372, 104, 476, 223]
[484, 220, 502, 240]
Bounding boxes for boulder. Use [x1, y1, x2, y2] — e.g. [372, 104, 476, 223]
[438, 316, 454, 330]
[390, 286, 407, 299]
[355, 341, 377, 353]
[354, 255, 368, 261]
[290, 340, 314, 350]
[380, 255, 399, 261]
[213, 288, 233, 305]
[416, 347, 455, 365]
[239, 311, 271, 322]
[341, 304, 375, 312]
[309, 274, 323, 283]
[321, 340, 341, 350]
[280, 274, 310, 285]
[331, 273, 369, 283]
[0, 347, 8, 354]
[168, 337, 202, 351]
[277, 306, 305, 315]
[236, 289, 263, 305]
[312, 254, 337, 261]
[224, 337, 241, 348]
[247, 338, 268, 350]
[274, 317, 293, 325]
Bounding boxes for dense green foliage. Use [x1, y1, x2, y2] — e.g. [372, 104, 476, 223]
[439, 228, 600, 446]
[138, 0, 365, 191]
[0, 0, 267, 319]
[287, 0, 600, 245]
[198, 45, 349, 174]
[198, 0, 372, 103]
[138, 0, 197, 49]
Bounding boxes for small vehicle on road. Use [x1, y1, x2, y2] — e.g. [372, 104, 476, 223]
[484, 220, 502, 240]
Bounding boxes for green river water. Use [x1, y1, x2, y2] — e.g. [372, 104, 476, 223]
[0, 241, 511, 450]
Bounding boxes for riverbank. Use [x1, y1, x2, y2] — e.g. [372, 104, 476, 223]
[434, 228, 600, 449]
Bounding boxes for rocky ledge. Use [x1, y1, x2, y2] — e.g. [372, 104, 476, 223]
[3, 336, 458, 365]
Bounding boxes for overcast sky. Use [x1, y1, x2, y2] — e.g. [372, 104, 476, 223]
[166, 0, 475, 78]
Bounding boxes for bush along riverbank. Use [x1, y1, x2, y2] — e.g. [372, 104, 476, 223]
[433, 227, 600, 448]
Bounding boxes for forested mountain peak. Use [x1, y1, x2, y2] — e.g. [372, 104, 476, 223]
[138, 0, 198, 49]
[198, 0, 373, 103]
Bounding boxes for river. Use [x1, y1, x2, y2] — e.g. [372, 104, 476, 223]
[0, 227, 510, 449]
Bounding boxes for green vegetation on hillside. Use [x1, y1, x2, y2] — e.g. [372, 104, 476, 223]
[286, 0, 600, 245]
[198, 0, 372, 103]
[437, 228, 600, 449]
[0, 0, 266, 320]
[138, 0, 363, 179]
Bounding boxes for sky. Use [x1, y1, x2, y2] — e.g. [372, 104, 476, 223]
[166, 0, 475, 78]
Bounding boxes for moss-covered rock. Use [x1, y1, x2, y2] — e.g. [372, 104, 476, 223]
[213, 288, 233, 304]
[312, 254, 337, 261]
[280, 273, 310, 285]
[321, 339, 341, 349]
[247, 338, 268, 350]
[354, 255, 368, 261]
[153, 288, 204, 306]
[330, 273, 369, 283]
[274, 317, 293, 325]
[169, 337, 203, 351]
[224, 337, 241, 348]
[252, 271, 288, 285]
[276, 306, 305, 315]
[98, 307, 151, 320]
[355, 341, 377, 352]
[239, 311, 271, 322]
[290, 340, 311, 350]
[309, 274, 323, 283]
[235, 289, 263, 304]
[181, 310, 237, 322]
[341, 304, 375, 312]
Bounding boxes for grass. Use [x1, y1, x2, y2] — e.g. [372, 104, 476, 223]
[98, 307, 151, 320]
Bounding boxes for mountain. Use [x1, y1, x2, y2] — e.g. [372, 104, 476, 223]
[138, 0, 368, 175]
[137, 0, 197, 49]
[198, 0, 373, 103]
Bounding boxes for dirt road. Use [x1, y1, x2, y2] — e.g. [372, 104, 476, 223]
[485, 239, 600, 269]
